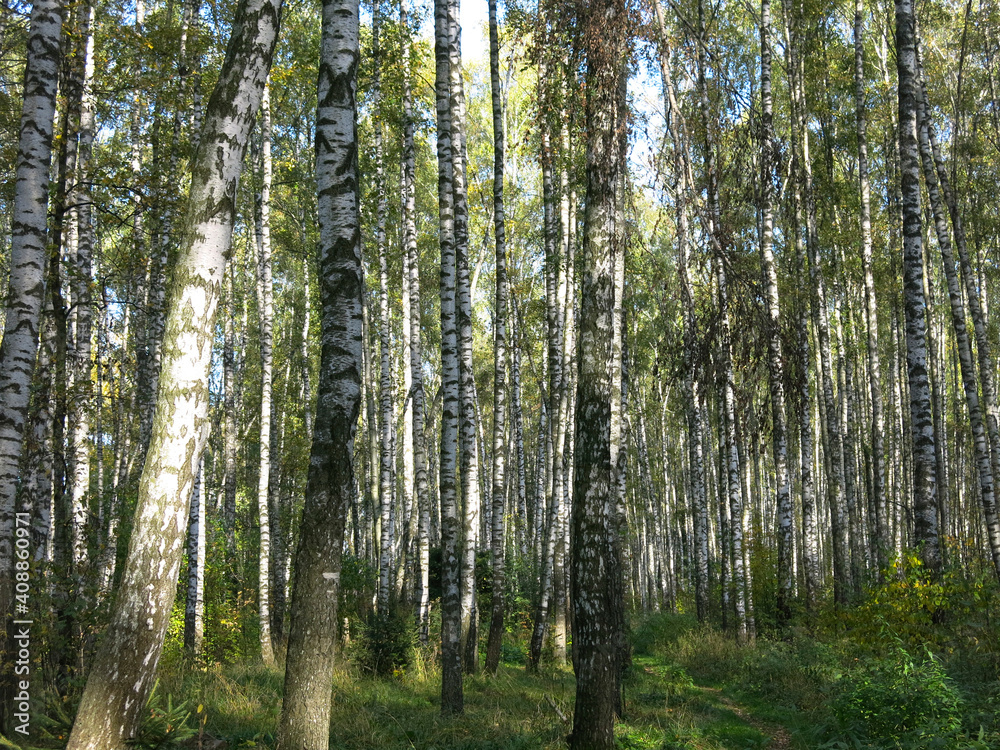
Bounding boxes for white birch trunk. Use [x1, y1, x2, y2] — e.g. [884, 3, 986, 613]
[255, 81, 276, 667]
[0, 0, 64, 721]
[895, 0, 940, 570]
[435, 0, 463, 714]
[65, 0, 281, 742]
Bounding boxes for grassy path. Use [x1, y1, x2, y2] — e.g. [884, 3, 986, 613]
[621, 656, 795, 749]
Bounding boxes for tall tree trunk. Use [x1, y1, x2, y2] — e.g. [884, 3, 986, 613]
[66, 0, 281, 742]
[448, 0, 480, 675]
[759, 0, 792, 622]
[782, 3, 819, 606]
[528, 47, 563, 671]
[895, 0, 940, 571]
[570, 0, 628, 742]
[68, 0, 96, 577]
[854, 0, 887, 576]
[0, 0, 63, 732]
[916, 87, 1000, 579]
[372, 2, 395, 617]
[435, 0, 463, 715]
[399, 0, 430, 641]
[651, 7, 709, 623]
[255, 80, 277, 667]
[223, 266, 238, 566]
[917, 69, 1000, 581]
[275, 0, 362, 742]
[484, 0, 508, 676]
[697, 0, 748, 640]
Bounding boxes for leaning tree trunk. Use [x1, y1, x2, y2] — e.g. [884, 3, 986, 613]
[274, 0, 361, 744]
[570, 0, 628, 743]
[917, 68, 1000, 581]
[65, 0, 281, 744]
[915, 87, 1000, 579]
[0, 0, 63, 733]
[484, 0, 508, 676]
[895, 0, 940, 571]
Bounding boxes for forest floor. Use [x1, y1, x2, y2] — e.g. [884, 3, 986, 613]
[140, 638, 797, 750]
[22, 598, 1000, 750]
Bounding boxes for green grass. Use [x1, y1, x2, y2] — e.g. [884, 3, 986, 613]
[32, 603, 1000, 750]
[109, 625, 795, 750]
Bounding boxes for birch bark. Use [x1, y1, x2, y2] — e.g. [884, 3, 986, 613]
[276, 0, 362, 742]
[66, 0, 281, 743]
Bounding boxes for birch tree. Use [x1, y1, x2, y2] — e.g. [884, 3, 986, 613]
[895, 0, 940, 571]
[255, 81, 277, 666]
[65, 0, 282, 742]
[484, 0, 509, 676]
[570, 0, 629, 741]
[435, 0, 464, 715]
[276, 0, 362, 742]
[0, 0, 63, 731]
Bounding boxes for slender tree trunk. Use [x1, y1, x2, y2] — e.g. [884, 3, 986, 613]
[916, 88, 1000, 579]
[484, 0, 508, 675]
[68, 0, 95, 577]
[529, 49, 564, 671]
[435, 0, 463, 714]
[398, 0, 430, 641]
[184, 454, 206, 655]
[697, 0, 748, 640]
[373, 2, 395, 617]
[651, 10, 709, 623]
[255, 80, 277, 667]
[917, 69, 1000, 581]
[759, 0, 792, 622]
[223, 266, 238, 565]
[895, 0, 940, 571]
[0, 0, 64, 731]
[448, 0, 480, 675]
[66, 0, 281, 743]
[275, 0, 362, 742]
[854, 0, 887, 577]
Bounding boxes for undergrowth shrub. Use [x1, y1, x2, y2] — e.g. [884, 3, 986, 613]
[739, 636, 840, 711]
[830, 638, 963, 747]
[631, 612, 698, 657]
[670, 625, 744, 684]
[126, 683, 198, 749]
[830, 550, 1000, 653]
[359, 610, 416, 677]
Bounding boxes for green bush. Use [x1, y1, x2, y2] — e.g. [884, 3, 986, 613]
[358, 610, 416, 678]
[831, 641, 963, 746]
